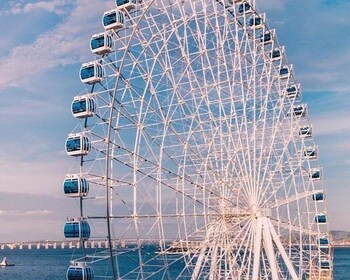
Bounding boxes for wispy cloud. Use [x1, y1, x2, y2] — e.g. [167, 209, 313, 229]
[9, 0, 73, 16]
[313, 113, 350, 137]
[0, 209, 53, 216]
[0, 0, 111, 89]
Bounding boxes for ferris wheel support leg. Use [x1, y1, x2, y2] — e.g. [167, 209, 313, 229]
[268, 219, 299, 280]
[209, 245, 219, 280]
[252, 218, 263, 280]
[192, 225, 216, 280]
[191, 243, 207, 280]
[262, 218, 279, 280]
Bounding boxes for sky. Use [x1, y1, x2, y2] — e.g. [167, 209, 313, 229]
[0, 0, 349, 242]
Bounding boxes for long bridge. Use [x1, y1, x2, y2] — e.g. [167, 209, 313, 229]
[0, 240, 129, 250]
[0, 239, 202, 250]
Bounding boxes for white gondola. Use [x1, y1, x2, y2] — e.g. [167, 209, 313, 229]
[270, 47, 284, 62]
[71, 95, 96, 118]
[64, 220, 91, 240]
[309, 168, 321, 180]
[65, 134, 91, 157]
[90, 33, 113, 55]
[319, 259, 332, 270]
[304, 146, 317, 159]
[318, 236, 330, 248]
[67, 263, 94, 280]
[249, 14, 264, 29]
[102, 9, 125, 31]
[279, 65, 292, 79]
[260, 29, 274, 44]
[80, 61, 103, 84]
[238, 2, 253, 14]
[115, 0, 136, 10]
[284, 84, 300, 98]
[312, 192, 324, 202]
[315, 213, 327, 224]
[299, 125, 312, 138]
[63, 175, 89, 198]
[292, 104, 306, 117]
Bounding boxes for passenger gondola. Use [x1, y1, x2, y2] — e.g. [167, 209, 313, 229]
[318, 236, 330, 248]
[299, 125, 312, 137]
[292, 104, 306, 117]
[65, 134, 91, 156]
[238, 3, 252, 14]
[102, 9, 125, 30]
[319, 259, 332, 270]
[315, 213, 327, 224]
[283, 84, 300, 98]
[279, 65, 291, 79]
[64, 220, 91, 240]
[67, 263, 94, 280]
[270, 47, 283, 62]
[71, 95, 96, 118]
[309, 168, 321, 180]
[249, 15, 263, 28]
[312, 192, 324, 202]
[80, 61, 103, 84]
[90, 33, 112, 55]
[115, 0, 136, 10]
[260, 30, 274, 44]
[304, 146, 317, 159]
[63, 175, 89, 197]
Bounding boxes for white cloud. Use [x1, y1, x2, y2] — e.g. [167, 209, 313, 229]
[0, 209, 53, 216]
[8, 0, 72, 15]
[0, 0, 112, 89]
[299, 49, 350, 93]
[313, 113, 350, 136]
[9, 3, 22, 14]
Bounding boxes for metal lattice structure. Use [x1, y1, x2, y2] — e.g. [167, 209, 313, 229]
[64, 0, 333, 279]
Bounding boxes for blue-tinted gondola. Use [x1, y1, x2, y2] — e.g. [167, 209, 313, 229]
[64, 221, 91, 240]
[102, 9, 125, 30]
[260, 30, 274, 44]
[249, 15, 263, 28]
[310, 169, 321, 180]
[319, 259, 332, 270]
[315, 213, 327, 224]
[67, 264, 94, 280]
[65, 134, 91, 156]
[279, 65, 291, 79]
[312, 192, 324, 202]
[318, 236, 330, 248]
[270, 48, 282, 61]
[284, 84, 300, 98]
[80, 61, 103, 84]
[238, 3, 252, 14]
[116, 0, 136, 10]
[292, 104, 306, 117]
[299, 125, 312, 137]
[71, 95, 96, 118]
[63, 175, 89, 198]
[304, 146, 317, 158]
[90, 33, 112, 55]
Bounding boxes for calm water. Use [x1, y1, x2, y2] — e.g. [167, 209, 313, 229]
[0, 247, 348, 279]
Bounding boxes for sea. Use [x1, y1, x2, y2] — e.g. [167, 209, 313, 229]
[0, 247, 348, 279]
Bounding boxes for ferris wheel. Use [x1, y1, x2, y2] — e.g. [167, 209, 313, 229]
[63, 0, 333, 279]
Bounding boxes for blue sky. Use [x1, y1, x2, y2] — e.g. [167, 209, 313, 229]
[0, 0, 349, 241]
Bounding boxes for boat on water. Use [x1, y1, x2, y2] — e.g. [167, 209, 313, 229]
[0, 257, 14, 267]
